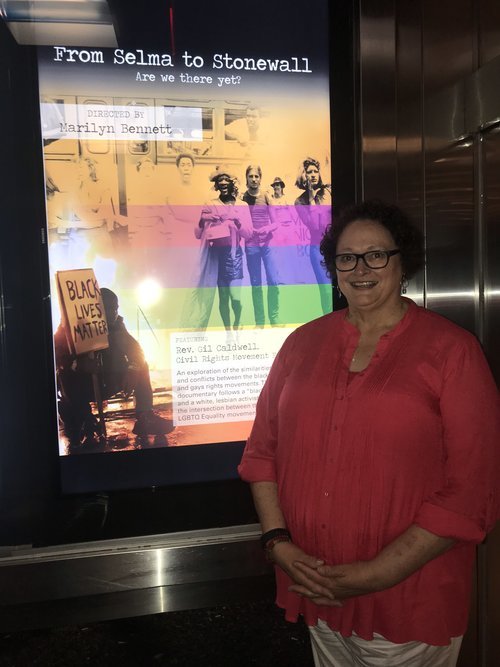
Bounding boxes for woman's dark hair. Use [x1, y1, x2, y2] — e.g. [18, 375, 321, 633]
[295, 157, 324, 190]
[214, 174, 239, 198]
[100, 287, 119, 310]
[320, 199, 425, 279]
[175, 152, 195, 168]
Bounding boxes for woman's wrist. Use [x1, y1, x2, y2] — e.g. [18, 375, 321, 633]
[260, 527, 290, 546]
[261, 528, 292, 561]
[264, 535, 292, 562]
[362, 552, 411, 592]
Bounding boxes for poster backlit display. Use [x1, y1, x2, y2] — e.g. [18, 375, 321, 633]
[38, 0, 332, 487]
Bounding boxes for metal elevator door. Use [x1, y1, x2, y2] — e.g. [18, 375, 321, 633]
[478, 126, 500, 665]
[482, 127, 500, 380]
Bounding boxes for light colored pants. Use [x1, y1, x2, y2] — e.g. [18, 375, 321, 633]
[309, 619, 463, 667]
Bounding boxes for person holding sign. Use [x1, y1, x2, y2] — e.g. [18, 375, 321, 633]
[239, 200, 500, 667]
[55, 287, 172, 447]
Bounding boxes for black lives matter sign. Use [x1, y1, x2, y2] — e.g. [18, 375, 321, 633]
[56, 269, 109, 355]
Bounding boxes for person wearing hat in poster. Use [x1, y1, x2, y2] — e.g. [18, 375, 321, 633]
[269, 176, 302, 286]
[181, 165, 252, 332]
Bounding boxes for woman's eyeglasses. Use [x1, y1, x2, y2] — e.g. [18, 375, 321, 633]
[334, 249, 401, 271]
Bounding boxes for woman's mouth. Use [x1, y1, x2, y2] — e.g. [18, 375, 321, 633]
[349, 281, 378, 289]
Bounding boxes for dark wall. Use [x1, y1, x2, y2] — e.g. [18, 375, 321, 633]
[0, 22, 59, 545]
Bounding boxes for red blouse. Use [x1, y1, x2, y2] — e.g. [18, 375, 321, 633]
[238, 300, 500, 645]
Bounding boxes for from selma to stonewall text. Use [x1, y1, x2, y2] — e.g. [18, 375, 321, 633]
[52, 47, 313, 73]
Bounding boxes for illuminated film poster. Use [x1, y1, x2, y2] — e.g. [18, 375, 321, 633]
[39, 0, 332, 456]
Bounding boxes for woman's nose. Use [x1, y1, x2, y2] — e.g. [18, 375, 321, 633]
[353, 259, 369, 274]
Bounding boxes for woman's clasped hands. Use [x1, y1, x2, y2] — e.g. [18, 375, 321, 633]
[272, 542, 382, 606]
[270, 541, 341, 607]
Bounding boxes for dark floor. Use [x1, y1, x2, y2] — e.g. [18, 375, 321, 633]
[0, 601, 315, 667]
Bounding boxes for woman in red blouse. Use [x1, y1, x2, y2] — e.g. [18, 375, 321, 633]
[238, 200, 500, 666]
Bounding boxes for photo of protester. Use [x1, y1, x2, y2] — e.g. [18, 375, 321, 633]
[66, 157, 123, 266]
[268, 176, 303, 285]
[127, 157, 166, 243]
[242, 165, 281, 327]
[182, 166, 253, 333]
[55, 287, 173, 452]
[164, 152, 207, 236]
[294, 156, 333, 314]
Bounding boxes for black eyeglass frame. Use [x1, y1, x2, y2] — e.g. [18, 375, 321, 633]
[334, 249, 401, 271]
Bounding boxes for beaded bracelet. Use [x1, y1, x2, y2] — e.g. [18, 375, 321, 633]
[264, 534, 292, 561]
[260, 527, 291, 550]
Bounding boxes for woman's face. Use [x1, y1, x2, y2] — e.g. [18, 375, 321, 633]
[177, 157, 193, 181]
[216, 175, 231, 196]
[336, 219, 403, 312]
[305, 164, 320, 187]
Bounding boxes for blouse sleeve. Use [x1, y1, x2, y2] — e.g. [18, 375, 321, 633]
[414, 334, 500, 542]
[238, 332, 297, 483]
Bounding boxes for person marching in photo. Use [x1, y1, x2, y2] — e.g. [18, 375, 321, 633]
[242, 165, 281, 327]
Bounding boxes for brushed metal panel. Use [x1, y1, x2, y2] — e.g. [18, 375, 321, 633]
[424, 140, 476, 330]
[481, 127, 500, 380]
[396, 0, 423, 204]
[359, 0, 397, 201]
[422, 0, 475, 95]
[0, 576, 275, 633]
[465, 55, 500, 133]
[0, 525, 270, 606]
[422, 0, 476, 329]
[478, 0, 500, 66]
[396, 0, 425, 302]
[425, 83, 466, 152]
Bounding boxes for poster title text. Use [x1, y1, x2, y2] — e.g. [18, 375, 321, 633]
[52, 47, 312, 73]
